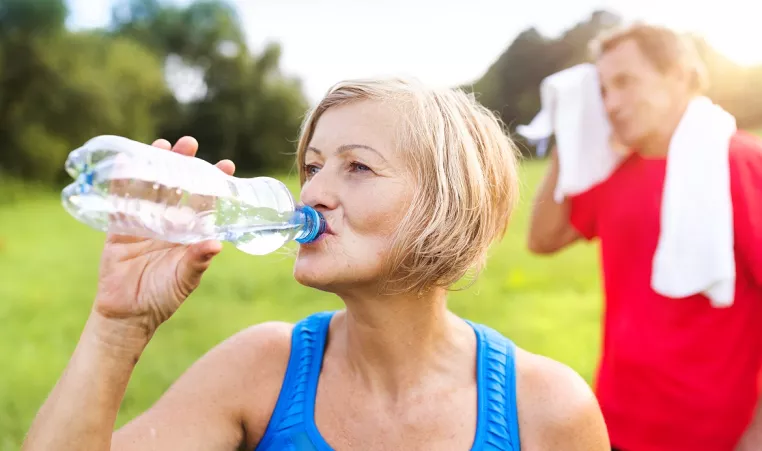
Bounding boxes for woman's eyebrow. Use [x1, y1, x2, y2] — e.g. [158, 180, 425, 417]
[307, 144, 387, 162]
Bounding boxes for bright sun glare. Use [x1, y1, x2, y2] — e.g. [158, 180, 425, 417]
[706, 34, 762, 66]
[624, 2, 762, 67]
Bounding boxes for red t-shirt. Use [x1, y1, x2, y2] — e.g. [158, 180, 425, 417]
[569, 131, 762, 451]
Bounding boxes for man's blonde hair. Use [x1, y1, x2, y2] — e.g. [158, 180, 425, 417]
[295, 78, 520, 294]
[590, 23, 709, 93]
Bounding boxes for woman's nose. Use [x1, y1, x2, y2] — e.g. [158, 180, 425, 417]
[299, 167, 339, 211]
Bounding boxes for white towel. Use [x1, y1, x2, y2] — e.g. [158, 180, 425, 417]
[653, 97, 737, 307]
[516, 64, 624, 203]
[518, 64, 737, 307]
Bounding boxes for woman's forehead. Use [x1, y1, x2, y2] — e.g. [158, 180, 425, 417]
[308, 101, 401, 158]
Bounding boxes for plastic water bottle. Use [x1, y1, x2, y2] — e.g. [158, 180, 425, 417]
[61, 135, 326, 255]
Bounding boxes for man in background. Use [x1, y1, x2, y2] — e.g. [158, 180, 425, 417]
[527, 24, 762, 451]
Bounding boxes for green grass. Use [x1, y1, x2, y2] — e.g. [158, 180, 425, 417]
[4, 130, 762, 448]
[0, 160, 604, 449]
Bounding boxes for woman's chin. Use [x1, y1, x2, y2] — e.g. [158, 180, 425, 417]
[293, 259, 332, 290]
[293, 261, 368, 294]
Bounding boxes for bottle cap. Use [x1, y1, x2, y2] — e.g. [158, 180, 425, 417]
[295, 205, 326, 244]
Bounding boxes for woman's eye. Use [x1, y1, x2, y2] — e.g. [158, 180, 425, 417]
[350, 162, 371, 173]
[304, 164, 320, 177]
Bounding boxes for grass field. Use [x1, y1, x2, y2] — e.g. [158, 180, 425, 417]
[2, 130, 761, 447]
[0, 159, 604, 448]
[5, 127, 762, 447]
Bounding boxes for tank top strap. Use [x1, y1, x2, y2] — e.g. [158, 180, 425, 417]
[256, 314, 521, 451]
[468, 321, 522, 451]
[255, 311, 335, 451]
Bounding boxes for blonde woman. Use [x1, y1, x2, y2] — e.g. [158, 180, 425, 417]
[23, 78, 609, 450]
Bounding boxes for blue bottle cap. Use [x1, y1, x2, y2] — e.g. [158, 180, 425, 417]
[295, 205, 326, 244]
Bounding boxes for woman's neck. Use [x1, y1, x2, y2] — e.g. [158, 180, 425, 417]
[331, 288, 475, 399]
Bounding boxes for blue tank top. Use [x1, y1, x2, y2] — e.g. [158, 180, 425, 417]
[254, 311, 521, 451]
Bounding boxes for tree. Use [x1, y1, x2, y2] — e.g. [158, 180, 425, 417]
[0, 0, 167, 182]
[110, 0, 309, 175]
[0, 0, 310, 183]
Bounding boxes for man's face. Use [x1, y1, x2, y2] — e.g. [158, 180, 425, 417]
[596, 39, 687, 150]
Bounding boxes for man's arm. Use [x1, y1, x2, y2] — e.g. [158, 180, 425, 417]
[527, 148, 583, 254]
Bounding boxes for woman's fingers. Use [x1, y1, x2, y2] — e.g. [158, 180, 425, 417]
[171, 136, 199, 157]
[151, 139, 172, 150]
[215, 159, 235, 176]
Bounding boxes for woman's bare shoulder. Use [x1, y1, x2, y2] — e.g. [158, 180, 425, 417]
[513, 347, 610, 450]
[218, 321, 295, 366]
[113, 321, 296, 449]
[214, 321, 295, 438]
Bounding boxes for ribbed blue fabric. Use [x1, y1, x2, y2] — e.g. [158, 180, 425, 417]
[255, 311, 521, 451]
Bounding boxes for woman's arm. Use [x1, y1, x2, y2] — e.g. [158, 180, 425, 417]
[23, 319, 292, 451]
[22, 314, 151, 450]
[21, 136, 284, 451]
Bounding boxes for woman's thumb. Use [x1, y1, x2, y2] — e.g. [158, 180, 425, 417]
[177, 240, 222, 295]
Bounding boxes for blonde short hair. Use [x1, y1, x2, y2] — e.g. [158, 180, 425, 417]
[590, 23, 709, 94]
[295, 78, 520, 294]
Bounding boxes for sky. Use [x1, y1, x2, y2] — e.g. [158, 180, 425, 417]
[66, 0, 762, 103]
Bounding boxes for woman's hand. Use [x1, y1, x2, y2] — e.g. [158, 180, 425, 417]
[93, 136, 235, 337]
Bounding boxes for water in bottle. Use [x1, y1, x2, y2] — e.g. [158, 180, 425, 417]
[61, 135, 326, 255]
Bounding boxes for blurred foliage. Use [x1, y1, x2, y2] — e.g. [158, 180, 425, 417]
[1, 3, 760, 181]
[0, 0, 308, 184]
[466, 10, 762, 156]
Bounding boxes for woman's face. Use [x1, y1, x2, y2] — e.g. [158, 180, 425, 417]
[293, 100, 415, 294]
